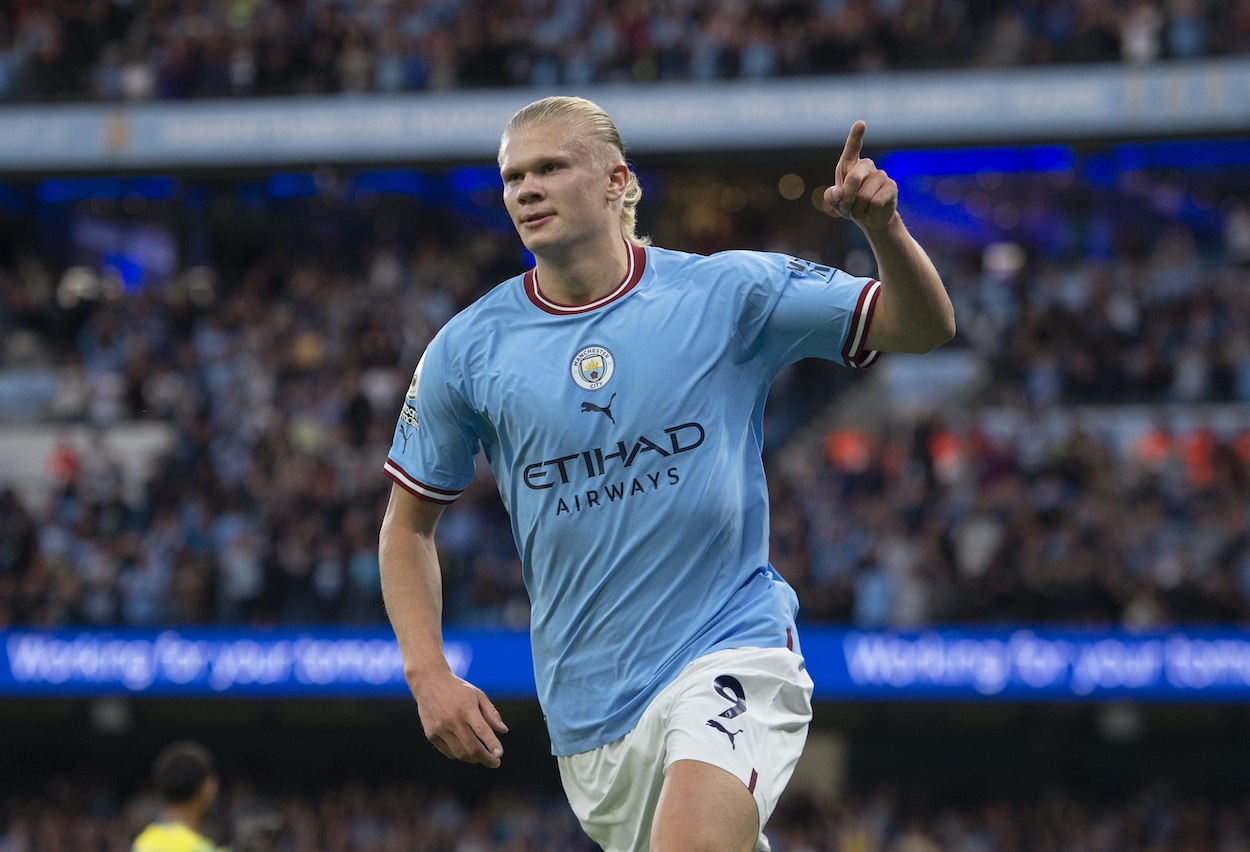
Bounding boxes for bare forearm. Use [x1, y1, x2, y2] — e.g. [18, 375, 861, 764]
[379, 511, 451, 684]
[378, 485, 507, 766]
[824, 120, 954, 355]
[863, 214, 955, 353]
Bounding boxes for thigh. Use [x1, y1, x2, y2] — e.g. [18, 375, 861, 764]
[558, 646, 812, 852]
[659, 647, 814, 848]
[651, 758, 759, 852]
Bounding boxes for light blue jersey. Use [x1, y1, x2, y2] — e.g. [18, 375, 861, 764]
[385, 242, 879, 755]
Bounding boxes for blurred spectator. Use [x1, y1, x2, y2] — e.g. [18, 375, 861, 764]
[1121, 0, 1165, 63]
[1165, 0, 1207, 58]
[131, 741, 224, 852]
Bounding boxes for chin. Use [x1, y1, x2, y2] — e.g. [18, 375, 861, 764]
[519, 232, 561, 256]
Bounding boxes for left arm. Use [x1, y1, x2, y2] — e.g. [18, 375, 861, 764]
[825, 121, 955, 354]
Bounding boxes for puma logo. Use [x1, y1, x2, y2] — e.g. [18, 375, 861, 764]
[706, 719, 743, 749]
[580, 392, 617, 424]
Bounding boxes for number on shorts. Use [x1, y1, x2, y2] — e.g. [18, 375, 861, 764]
[713, 675, 747, 719]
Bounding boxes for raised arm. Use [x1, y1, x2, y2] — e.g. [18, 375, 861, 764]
[379, 483, 508, 767]
[824, 121, 955, 354]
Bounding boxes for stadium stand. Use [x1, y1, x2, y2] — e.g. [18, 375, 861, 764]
[2, 163, 1249, 630]
[0, 0, 1246, 102]
[5, 773, 1250, 850]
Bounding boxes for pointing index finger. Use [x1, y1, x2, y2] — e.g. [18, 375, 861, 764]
[838, 120, 867, 175]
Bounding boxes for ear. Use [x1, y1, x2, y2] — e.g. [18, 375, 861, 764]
[197, 774, 220, 810]
[605, 162, 629, 202]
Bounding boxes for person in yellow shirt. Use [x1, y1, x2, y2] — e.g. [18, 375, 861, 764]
[131, 741, 228, 852]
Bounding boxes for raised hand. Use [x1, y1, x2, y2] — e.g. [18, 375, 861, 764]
[823, 121, 898, 233]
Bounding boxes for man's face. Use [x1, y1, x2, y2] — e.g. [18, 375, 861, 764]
[499, 120, 621, 256]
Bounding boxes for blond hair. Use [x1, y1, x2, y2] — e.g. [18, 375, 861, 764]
[500, 96, 650, 247]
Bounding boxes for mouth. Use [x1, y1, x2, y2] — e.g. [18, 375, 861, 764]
[521, 212, 554, 228]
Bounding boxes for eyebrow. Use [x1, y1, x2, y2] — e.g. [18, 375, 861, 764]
[501, 153, 572, 178]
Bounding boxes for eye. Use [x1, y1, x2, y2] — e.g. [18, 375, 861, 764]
[542, 162, 560, 174]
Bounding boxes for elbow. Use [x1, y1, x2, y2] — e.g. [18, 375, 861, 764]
[933, 313, 957, 350]
[910, 312, 956, 354]
[868, 289, 956, 354]
[927, 296, 957, 351]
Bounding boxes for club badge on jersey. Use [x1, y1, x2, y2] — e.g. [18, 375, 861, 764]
[571, 345, 614, 391]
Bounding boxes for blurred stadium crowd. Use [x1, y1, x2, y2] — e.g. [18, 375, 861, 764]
[2, 3, 1250, 851]
[3, 776, 1250, 851]
[0, 0, 1247, 102]
[1, 201, 1248, 630]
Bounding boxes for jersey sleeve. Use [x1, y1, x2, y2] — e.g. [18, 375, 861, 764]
[734, 251, 881, 372]
[382, 332, 480, 504]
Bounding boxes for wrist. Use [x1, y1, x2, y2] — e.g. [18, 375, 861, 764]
[404, 653, 455, 691]
[860, 211, 905, 240]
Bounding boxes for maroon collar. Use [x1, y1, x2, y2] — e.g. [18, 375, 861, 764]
[524, 242, 647, 315]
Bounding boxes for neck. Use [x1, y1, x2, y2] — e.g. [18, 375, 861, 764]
[162, 803, 203, 833]
[534, 235, 629, 307]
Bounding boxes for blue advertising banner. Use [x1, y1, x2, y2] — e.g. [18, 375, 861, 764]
[813, 628, 1250, 701]
[0, 627, 534, 699]
[3, 626, 1250, 701]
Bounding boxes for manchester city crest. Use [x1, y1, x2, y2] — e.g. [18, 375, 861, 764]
[571, 345, 614, 391]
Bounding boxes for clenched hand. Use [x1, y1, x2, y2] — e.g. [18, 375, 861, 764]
[824, 121, 898, 233]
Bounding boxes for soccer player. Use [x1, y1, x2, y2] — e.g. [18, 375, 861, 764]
[131, 741, 227, 852]
[379, 96, 954, 851]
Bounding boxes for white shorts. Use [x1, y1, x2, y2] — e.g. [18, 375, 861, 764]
[557, 646, 813, 852]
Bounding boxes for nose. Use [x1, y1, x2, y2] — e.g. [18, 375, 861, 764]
[516, 172, 543, 202]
